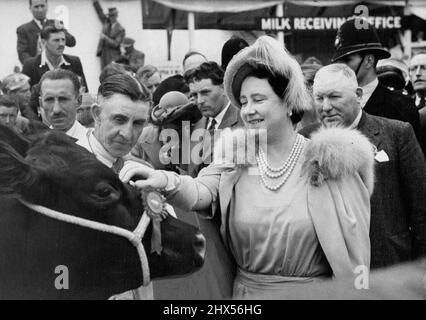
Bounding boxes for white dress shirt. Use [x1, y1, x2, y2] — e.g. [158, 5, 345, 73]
[40, 50, 70, 70]
[415, 94, 426, 109]
[206, 101, 231, 130]
[33, 19, 46, 30]
[66, 120, 88, 142]
[77, 129, 118, 168]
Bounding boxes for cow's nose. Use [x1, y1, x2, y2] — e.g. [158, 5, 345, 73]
[194, 232, 206, 260]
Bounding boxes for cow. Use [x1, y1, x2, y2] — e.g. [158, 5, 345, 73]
[0, 124, 206, 299]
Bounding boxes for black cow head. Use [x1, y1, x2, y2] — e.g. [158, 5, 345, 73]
[0, 124, 205, 299]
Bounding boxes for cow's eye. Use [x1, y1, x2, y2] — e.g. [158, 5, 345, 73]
[97, 187, 112, 197]
[93, 183, 117, 200]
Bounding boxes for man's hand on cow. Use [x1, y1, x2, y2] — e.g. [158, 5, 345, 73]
[119, 163, 168, 191]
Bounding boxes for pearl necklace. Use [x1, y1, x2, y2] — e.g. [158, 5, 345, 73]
[256, 134, 305, 191]
[258, 134, 304, 178]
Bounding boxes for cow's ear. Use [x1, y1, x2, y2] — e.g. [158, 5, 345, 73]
[0, 124, 30, 156]
[0, 140, 35, 197]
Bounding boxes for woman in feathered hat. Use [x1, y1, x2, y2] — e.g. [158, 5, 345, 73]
[120, 36, 375, 299]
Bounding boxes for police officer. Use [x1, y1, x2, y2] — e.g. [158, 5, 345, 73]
[332, 18, 419, 132]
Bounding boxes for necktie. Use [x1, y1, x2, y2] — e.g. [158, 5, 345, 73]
[199, 119, 217, 167]
[207, 118, 217, 136]
[112, 158, 124, 174]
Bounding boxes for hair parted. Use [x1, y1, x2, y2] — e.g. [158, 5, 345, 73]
[224, 35, 311, 114]
[98, 73, 151, 102]
[184, 61, 224, 86]
[40, 25, 65, 40]
[39, 69, 81, 96]
[29, 0, 47, 7]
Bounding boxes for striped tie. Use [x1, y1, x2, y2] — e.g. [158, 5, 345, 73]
[112, 158, 124, 174]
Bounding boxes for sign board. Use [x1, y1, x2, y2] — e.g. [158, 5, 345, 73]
[156, 62, 182, 79]
[260, 16, 402, 31]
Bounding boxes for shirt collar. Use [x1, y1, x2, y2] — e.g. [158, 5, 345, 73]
[66, 121, 87, 141]
[208, 101, 230, 130]
[40, 50, 70, 70]
[360, 78, 378, 108]
[33, 19, 46, 29]
[415, 94, 426, 107]
[87, 130, 117, 168]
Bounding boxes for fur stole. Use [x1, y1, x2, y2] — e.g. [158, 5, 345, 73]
[213, 127, 375, 195]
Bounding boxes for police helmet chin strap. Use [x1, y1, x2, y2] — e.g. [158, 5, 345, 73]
[355, 55, 365, 78]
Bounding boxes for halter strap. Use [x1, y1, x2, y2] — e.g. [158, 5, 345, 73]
[18, 199, 151, 286]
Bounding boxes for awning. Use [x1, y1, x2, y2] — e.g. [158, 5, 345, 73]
[152, 0, 284, 13]
[152, 0, 426, 13]
[410, 6, 426, 20]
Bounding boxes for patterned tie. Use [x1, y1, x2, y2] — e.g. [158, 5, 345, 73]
[207, 118, 217, 138]
[112, 157, 124, 174]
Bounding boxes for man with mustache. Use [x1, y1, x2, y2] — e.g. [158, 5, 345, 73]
[38, 69, 87, 141]
[410, 52, 426, 157]
[22, 25, 87, 90]
[17, 0, 76, 65]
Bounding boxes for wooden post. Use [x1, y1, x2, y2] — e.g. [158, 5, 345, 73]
[276, 3, 285, 48]
[188, 12, 195, 51]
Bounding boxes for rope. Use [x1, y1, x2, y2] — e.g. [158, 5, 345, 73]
[18, 199, 151, 286]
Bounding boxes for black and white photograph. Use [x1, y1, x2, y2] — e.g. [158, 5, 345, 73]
[0, 0, 425, 304]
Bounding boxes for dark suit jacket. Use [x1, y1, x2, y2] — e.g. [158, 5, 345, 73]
[413, 96, 426, 158]
[17, 20, 76, 64]
[299, 112, 426, 269]
[22, 53, 88, 90]
[124, 49, 145, 73]
[93, 0, 125, 68]
[364, 83, 420, 133]
[188, 104, 244, 177]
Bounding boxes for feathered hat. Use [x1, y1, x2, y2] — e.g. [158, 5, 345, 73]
[224, 35, 311, 114]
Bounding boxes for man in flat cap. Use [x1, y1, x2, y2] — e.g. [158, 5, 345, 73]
[122, 37, 145, 73]
[93, 0, 126, 69]
[1, 73, 37, 121]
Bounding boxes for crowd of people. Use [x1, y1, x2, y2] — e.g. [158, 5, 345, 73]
[0, 0, 425, 300]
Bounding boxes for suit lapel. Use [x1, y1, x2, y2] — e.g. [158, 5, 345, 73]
[30, 20, 41, 32]
[36, 56, 49, 78]
[218, 104, 238, 130]
[357, 112, 383, 150]
[203, 105, 238, 162]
